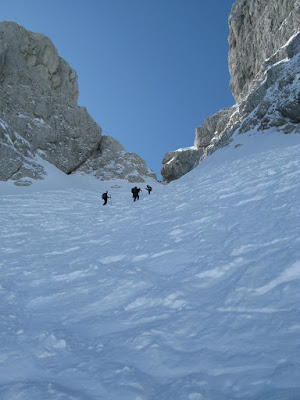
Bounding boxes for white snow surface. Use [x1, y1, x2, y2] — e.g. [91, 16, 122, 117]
[0, 130, 300, 399]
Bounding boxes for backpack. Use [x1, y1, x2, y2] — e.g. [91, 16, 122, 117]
[102, 193, 105, 199]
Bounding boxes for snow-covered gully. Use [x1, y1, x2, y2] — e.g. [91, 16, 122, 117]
[1, 132, 299, 399]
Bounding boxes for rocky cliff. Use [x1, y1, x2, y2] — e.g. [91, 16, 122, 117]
[0, 21, 156, 185]
[161, 0, 300, 183]
[229, 0, 300, 102]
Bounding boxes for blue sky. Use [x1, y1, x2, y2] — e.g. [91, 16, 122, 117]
[2, 0, 235, 178]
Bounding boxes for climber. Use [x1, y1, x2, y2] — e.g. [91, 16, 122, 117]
[146, 185, 152, 194]
[131, 186, 141, 201]
[102, 191, 109, 205]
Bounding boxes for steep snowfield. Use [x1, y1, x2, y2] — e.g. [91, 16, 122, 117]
[0, 130, 300, 399]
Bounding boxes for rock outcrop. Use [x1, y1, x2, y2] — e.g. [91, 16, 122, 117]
[75, 135, 157, 182]
[0, 21, 156, 185]
[229, 0, 300, 102]
[160, 147, 204, 183]
[161, 0, 300, 183]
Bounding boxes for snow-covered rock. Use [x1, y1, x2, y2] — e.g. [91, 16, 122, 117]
[0, 21, 156, 185]
[161, 147, 204, 183]
[228, 0, 300, 102]
[75, 135, 157, 182]
[161, 0, 300, 183]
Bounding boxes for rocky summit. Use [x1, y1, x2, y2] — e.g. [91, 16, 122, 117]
[161, 0, 300, 183]
[0, 21, 156, 186]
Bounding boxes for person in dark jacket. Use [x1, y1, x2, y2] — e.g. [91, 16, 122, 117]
[102, 191, 109, 205]
[131, 187, 141, 201]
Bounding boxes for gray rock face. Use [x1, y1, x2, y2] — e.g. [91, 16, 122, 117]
[194, 108, 236, 148]
[0, 21, 101, 182]
[0, 22, 79, 101]
[161, 148, 204, 183]
[161, 0, 300, 183]
[239, 36, 300, 128]
[0, 21, 156, 184]
[228, 0, 300, 103]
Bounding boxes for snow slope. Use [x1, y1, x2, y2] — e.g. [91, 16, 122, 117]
[0, 130, 300, 399]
